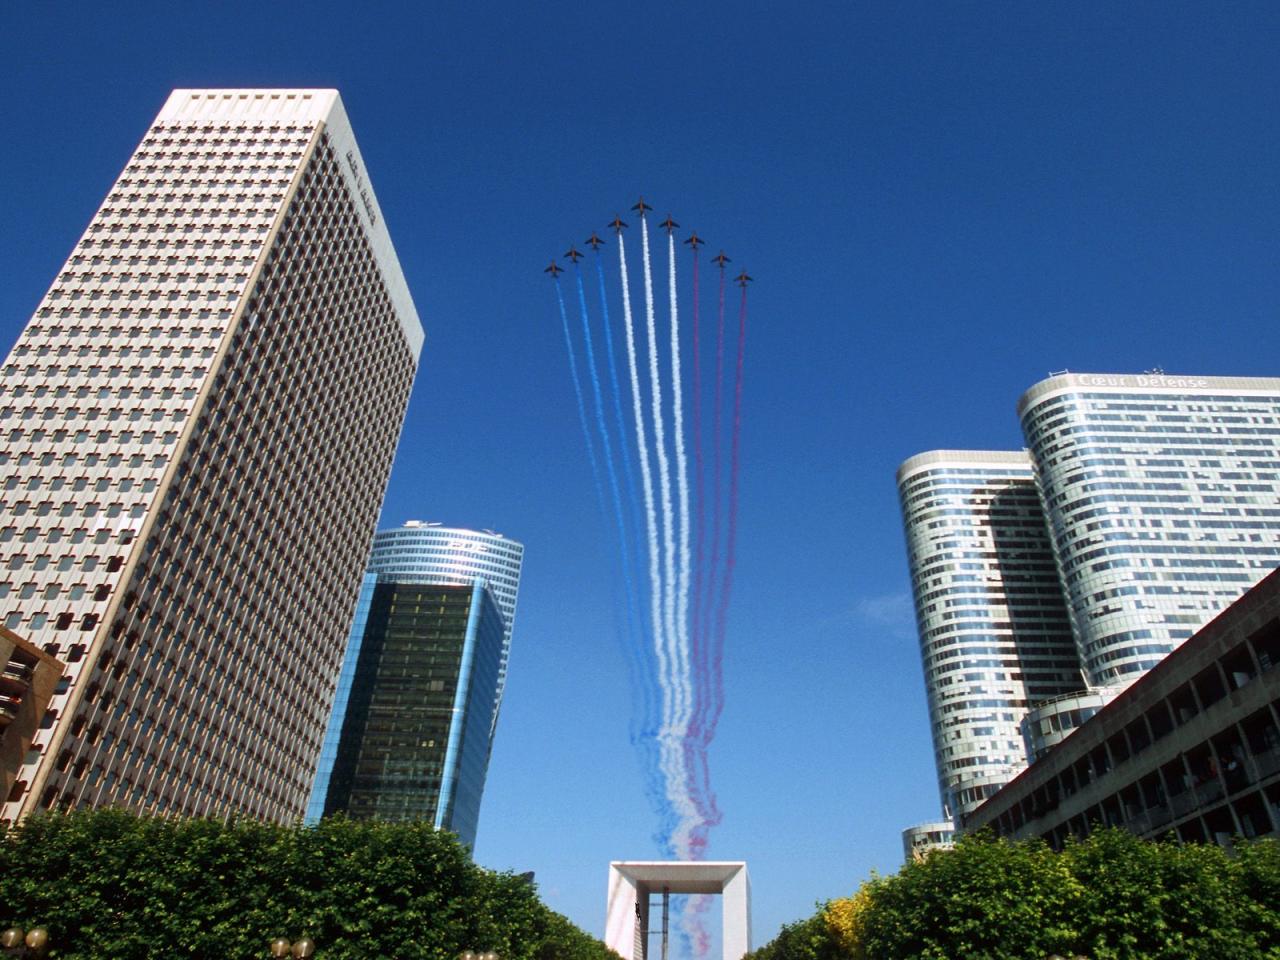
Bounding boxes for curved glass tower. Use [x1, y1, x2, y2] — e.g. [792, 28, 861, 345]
[1019, 372, 1280, 687]
[367, 522, 524, 718]
[898, 451, 1084, 817]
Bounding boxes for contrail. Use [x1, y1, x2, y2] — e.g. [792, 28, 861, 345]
[574, 262, 652, 744]
[554, 278, 607, 521]
[616, 231, 669, 751]
[689, 242, 707, 746]
[667, 229, 693, 749]
[700, 262, 728, 741]
[640, 214, 680, 736]
[710, 279, 748, 738]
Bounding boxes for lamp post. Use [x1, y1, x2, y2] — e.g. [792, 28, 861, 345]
[270, 937, 316, 958]
[1, 928, 49, 958]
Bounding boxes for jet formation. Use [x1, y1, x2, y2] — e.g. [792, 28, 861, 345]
[547, 199, 750, 283]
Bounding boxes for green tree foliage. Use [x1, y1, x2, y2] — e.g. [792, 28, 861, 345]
[746, 830, 1280, 960]
[0, 810, 619, 960]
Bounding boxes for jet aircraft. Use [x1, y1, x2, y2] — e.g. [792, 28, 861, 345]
[608, 215, 628, 233]
[735, 271, 753, 287]
[564, 246, 583, 263]
[683, 232, 705, 250]
[585, 232, 606, 250]
[658, 215, 679, 234]
[631, 197, 653, 216]
[544, 260, 564, 277]
[712, 251, 731, 268]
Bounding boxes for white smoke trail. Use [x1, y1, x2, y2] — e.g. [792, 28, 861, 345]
[668, 230, 693, 747]
[618, 233, 669, 744]
[641, 217, 681, 740]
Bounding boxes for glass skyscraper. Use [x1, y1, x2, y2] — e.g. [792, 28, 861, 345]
[0, 89, 422, 824]
[306, 523, 523, 848]
[898, 451, 1084, 817]
[1019, 372, 1280, 687]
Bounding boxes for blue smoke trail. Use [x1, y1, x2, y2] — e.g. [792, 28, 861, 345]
[554, 279, 608, 521]
[574, 263, 656, 749]
[594, 252, 658, 733]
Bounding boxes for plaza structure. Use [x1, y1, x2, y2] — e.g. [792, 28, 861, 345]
[0, 89, 423, 823]
[1019, 372, 1280, 687]
[306, 523, 523, 847]
[605, 861, 751, 960]
[897, 450, 1084, 818]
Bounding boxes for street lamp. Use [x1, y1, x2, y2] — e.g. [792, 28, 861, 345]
[270, 937, 316, 958]
[459, 949, 499, 960]
[1, 928, 49, 958]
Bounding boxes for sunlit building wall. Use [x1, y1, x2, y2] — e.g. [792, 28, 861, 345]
[0, 88, 423, 823]
[1019, 373, 1280, 688]
[898, 451, 1085, 818]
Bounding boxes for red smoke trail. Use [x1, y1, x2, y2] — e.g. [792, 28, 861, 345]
[702, 265, 727, 733]
[709, 282, 747, 738]
[689, 247, 706, 741]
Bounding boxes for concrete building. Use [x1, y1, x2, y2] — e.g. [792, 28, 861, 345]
[898, 451, 1085, 818]
[1, 628, 64, 804]
[606, 861, 751, 960]
[966, 567, 1280, 846]
[311, 580, 504, 848]
[901, 819, 956, 861]
[1019, 372, 1280, 687]
[0, 89, 423, 823]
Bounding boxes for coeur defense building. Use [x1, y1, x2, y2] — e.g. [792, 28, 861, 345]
[900, 372, 1280, 833]
[0, 89, 422, 823]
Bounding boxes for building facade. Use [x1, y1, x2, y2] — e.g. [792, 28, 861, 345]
[0, 89, 423, 823]
[315, 580, 504, 848]
[1019, 372, 1280, 687]
[367, 522, 524, 723]
[966, 567, 1280, 846]
[898, 451, 1085, 817]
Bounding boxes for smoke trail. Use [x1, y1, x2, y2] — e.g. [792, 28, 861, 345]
[709, 281, 748, 737]
[554, 279, 607, 519]
[701, 263, 728, 735]
[689, 245, 707, 748]
[640, 215, 680, 741]
[668, 232, 693, 725]
[574, 263, 653, 744]
[616, 233, 668, 752]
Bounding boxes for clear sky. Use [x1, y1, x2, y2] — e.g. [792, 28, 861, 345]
[3, 1, 1279, 950]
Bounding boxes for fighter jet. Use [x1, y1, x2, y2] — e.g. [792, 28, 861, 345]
[658, 215, 679, 234]
[683, 232, 705, 250]
[544, 260, 564, 277]
[564, 246, 583, 263]
[711, 251, 731, 269]
[608, 215, 628, 233]
[585, 232, 606, 251]
[631, 197, 653, 216]
[735, 271, 753, 287]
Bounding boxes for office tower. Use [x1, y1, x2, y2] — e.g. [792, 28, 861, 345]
[1019, 372, 1280, 688]
[313, 579, 505, 848]
[898, 451, 1084, 817]
[0, 89, 423, 823]
[306, 523, 523, 846]
[367, 522, 524, 722]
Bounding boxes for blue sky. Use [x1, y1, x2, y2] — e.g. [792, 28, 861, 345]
[3, 1, 1279, 949]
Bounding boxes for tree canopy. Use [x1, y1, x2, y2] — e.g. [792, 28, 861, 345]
[746, 830, 1280, 960]
[0, 810, 619, 960]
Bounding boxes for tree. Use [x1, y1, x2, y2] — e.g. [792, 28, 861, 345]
[0, 810, 619, 960]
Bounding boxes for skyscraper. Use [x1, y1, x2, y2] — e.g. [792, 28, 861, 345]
[898, 451, 1084, 817]
[0, 89, 423, 823]
[367, 522, 525, 723]
[313, 579, 505, 848]
[306, 524, 523, 848]
[1019, 372, 1280, 687]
